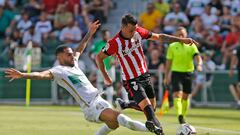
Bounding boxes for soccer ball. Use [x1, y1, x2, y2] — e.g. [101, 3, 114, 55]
[176, 124, 197, 135]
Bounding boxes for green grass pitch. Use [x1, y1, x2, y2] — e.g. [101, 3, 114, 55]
[0, 105, 239, 135]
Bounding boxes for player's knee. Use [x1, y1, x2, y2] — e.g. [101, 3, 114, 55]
[106, 122, 119, 130]
[138, 98, 152, 110]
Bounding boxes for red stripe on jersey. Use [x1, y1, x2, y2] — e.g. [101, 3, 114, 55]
[117, 53, 130, 80]
[129, 41, 145, 74]
[119, 38, 138, 78]
[138, 46, 148, 71]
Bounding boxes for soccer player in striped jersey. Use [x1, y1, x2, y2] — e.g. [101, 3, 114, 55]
[5, 21, 153, 135]
[96, 14, 198, 135]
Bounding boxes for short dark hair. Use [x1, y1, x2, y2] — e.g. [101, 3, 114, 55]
[121, 14, 138, 26]
[55, 45, 69, 56]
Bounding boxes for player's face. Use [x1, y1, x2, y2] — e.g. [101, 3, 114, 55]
[122, 24, 137, 38]
[59, 48, 75, 67]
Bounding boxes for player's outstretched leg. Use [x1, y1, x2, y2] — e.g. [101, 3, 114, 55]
[117, 114, 148, 131]
[115, 98, 142, 111]
[98, 108, 149, 134]
[94, 124, 113, 135]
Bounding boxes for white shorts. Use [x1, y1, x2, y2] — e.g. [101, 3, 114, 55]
[82, 96, 112, 123]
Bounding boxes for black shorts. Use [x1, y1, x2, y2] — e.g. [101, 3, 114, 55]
[171, 71, 193, 94]
[123, 73, 155, 104]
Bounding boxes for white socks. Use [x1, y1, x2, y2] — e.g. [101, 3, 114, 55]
[117, 114, 148, 132]
[94, 114, 148, 135]
[94, 124, 113, 135]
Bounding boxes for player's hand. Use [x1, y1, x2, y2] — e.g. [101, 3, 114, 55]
[88, 20, 101, 36]
[196, 64, 203, 72]
[4, 68, 23, 82]
[104, 77, 113, 86]
[182, 38, 199, 46]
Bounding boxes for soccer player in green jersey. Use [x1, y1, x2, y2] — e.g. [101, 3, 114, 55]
[164, 27, 203, 124]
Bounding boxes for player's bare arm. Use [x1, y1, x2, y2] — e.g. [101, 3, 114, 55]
[149, 33, 199, 45]
[96, 51, 112, 85]
[164, 59, 172, 85]
[5, 68, 53, 81]
[194, 54, 203, 72]
[74, 20, 101, 58]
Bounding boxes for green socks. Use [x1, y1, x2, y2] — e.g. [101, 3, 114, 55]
[174, 98, 182, 116]
[174, 98, 190, 117]
[182, 99, 190, 117]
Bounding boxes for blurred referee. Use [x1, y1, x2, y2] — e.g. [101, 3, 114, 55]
[164, 27, 202, 124]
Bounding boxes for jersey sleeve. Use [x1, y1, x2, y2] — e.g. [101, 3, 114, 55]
[166, 44, 173, 60]
[102, 39, 118, 56]
[49, 66, 62, 80]
[136, 26, 152, 39]
[191, 44, 199, 56]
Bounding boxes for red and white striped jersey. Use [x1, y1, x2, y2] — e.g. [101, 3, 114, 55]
[102, 26, 152, 80]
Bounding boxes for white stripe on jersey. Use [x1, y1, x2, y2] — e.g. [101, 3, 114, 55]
[134, 33, 147, 73]
[116, 38, 134, 79]
[125, 40, 142, 76]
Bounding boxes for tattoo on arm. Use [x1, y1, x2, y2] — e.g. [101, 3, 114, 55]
[160, 34, 182, 43]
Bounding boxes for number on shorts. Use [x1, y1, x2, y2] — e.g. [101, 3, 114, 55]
[131, 81, 138, 91]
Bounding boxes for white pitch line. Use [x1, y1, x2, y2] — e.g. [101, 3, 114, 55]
[196, 126, 240, 135]
[162, 122, 240, 135]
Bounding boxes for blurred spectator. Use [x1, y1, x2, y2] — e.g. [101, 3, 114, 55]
[163, 3, 189, 34]
[64, 0, 83, 17]
[22, 25, 42, 47]
[139, 2, 162, 32]
[89, 29, 116, 104]
[59, 17, 82, 49]
[75, 5, 91, 36]
[229, 46, 240, 109]
[154, 0, 170, 16]
[0, 5, 14, 38]
[1, 29, 22, 66]
[192, 51, 216, 97]
[35, 11, 52, 43]
[230, 0, 240, 16]
[23, 0, 42, 22]
[219, 25, 240, 70]
[189, 16, 206, 43]
[200, 5, 218, 29]
[185, 0, 205, 21]
[4, 0, 18, 10]
[148, 48, 165, 72]
[208, 0, 223, 15]
[219, 6, 232, 36]
[148, 48, 165, 101]
[17, 12, 32, 35]
[42, 0, 64, 15]
[87, 0, 106, 23]
[205, 25, 223, 50]
[53, 3, 72, 31]
[232, 12, 240, 29]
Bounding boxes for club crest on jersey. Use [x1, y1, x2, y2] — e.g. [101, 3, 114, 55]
[122, 39, 141, 56]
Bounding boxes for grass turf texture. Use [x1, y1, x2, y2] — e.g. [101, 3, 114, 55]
[0, 105, 239, 135]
